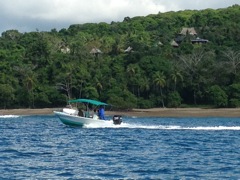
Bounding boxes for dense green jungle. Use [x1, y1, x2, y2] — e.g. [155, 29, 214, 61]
[0, 5, 240, 109]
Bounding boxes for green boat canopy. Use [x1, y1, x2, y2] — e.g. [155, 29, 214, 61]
[68, 99, 108, 106]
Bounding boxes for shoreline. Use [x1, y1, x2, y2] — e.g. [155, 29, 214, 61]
[1, 107, 240, 117]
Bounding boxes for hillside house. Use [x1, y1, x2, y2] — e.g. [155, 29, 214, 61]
[170, 40, 179, 47]
[191, 37, 209, 44]
[90, 47, 102, 54]
[180, 27, 197, 36]
[124, 46, 133, 53]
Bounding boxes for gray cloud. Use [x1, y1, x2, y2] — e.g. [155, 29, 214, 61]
[0, 0, 239, 34]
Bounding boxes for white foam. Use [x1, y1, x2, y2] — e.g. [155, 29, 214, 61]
[183, 126, 240, 131]
[83, 123, 240, 130]
[83, 120, 112, 128]
[0, 115, 20, 118]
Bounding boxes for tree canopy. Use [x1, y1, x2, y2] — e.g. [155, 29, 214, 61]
[0, 5, 240, 109]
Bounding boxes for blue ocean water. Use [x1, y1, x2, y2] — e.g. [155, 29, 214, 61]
[0, 115, 240, 179]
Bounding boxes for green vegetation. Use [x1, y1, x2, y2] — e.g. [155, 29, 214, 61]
[0, 5, 240, 109]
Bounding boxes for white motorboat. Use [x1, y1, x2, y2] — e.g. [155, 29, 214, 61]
[54, 99, 122, 126]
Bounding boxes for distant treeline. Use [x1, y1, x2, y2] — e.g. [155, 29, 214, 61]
[0, 4, 240, 109]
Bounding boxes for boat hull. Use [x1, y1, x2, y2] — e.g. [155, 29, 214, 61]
[54, 111, 109, 126]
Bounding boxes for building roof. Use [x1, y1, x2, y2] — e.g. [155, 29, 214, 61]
[124, 46, 133, 53]
[170, 40, 179, 47]
[180, 27, 197, 35]
[90, 47, 102, 54]
[158, 41, 163, 46]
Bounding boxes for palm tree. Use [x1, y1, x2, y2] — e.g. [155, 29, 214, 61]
[126, 64, 136, 95]
[139, 76, 150, 98]
[126, 64, 136, 77]
[153, 71, 166, 107]
[14, 65, 37, 108]
[170, 69, 183, 91]
[23, 72, 37, 108]
[95, 77, 103, 96]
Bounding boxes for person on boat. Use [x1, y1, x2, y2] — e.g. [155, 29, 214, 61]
[98, 105, 105, 120]
[66, 104, 72, 109]
[92, 108, 99, 120]
[78, 108, 84, 117]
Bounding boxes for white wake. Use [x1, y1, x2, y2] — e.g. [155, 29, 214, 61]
[0, 115, 19, 118]
[84, 122, 240, 130]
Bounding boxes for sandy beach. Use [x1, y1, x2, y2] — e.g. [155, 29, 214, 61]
[1, 107, 240, 117]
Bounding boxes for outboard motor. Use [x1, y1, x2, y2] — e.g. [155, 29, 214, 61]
[112, 115, 122, 125]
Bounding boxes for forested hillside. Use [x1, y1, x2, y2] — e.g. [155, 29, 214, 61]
[0, 5, 240, 109]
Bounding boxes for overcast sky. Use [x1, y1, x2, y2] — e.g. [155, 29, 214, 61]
[0, 0, 239, 34]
